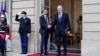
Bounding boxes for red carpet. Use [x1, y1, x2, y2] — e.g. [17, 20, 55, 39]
[27, 53, 80, 56]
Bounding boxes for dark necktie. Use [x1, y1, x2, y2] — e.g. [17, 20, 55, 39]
[46, 16, 49, 25]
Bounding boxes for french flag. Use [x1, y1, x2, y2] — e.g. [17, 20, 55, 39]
[0, 3, 2, 16]
[1, 0, 6, 14]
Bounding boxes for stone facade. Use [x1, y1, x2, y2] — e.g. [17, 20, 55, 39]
[1, 0, 100, 56]
[82, 0, 100, 56]
[11, 0, 40, 53]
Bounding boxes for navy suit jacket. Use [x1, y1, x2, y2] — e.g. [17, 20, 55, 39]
[39, 15, 50, 34]
[54, 13, 71, 35]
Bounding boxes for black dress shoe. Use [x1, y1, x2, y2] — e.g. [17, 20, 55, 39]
[57, 54, 61, 56]
[20, 53, 23, 54]
[62, 54, 66, 56]
[44, 52, 48, 55]
[20, 53, 27, 54]
[1, 54, 4, 56]
[40, 53, 45, 56]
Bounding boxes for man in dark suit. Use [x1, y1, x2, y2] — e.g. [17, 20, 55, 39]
[39, 9, 51, 56]
[54, 5, 71, 56]
[15, 11, 31, 54]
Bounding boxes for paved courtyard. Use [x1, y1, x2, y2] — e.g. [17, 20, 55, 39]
[6, 52, 27, 56]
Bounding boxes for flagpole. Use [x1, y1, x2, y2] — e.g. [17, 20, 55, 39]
[5, 0, 10, 25]
[2, 0, 11, 25]
[8, 0, 11, 25]
[5, 0, 12, 51]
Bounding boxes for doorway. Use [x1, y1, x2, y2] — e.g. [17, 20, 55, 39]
[41, 0, 82, 54]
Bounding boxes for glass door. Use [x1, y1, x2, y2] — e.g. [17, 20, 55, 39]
[40, 0, 81, 54]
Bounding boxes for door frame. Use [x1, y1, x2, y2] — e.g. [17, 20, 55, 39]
[40, 0, 82, 52]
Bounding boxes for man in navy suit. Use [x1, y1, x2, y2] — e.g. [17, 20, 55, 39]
[39, 9, 51, 56]
[54, 5, 71, 56]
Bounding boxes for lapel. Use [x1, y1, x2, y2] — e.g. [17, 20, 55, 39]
[56, 14, 59, 22]
[61, 13, 64, 22]
[43, 15, 47, 23]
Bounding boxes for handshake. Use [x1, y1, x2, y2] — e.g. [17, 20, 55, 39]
[47, 24, 52, 29]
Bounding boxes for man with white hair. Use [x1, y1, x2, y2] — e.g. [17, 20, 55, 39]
[54, 5, 71, 56]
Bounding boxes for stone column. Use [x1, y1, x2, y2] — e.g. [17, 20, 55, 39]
[33, 0, 41, 53]
[82, 0, 100, 56]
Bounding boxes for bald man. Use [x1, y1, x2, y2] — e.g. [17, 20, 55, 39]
[53, 5, 71, 56]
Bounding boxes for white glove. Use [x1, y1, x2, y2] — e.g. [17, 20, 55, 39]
[17, 12, 21, 15]
[5, 35, 9, 40]
[27, 33, 30, 37]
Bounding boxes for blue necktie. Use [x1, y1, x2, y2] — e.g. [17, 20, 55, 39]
[58, 13, 62, 22]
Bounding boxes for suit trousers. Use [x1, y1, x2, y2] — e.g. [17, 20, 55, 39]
[56, 32, 67, 55]
[20, 33, 28, 54]
[40, 31, 49, 54]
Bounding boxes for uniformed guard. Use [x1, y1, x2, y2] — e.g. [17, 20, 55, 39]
[0, 14, 9, 56]
[15, 11, 31, 54]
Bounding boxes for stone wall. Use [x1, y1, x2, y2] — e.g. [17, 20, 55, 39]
[11, 0, 40, 53]
[82, 0, 100, 56]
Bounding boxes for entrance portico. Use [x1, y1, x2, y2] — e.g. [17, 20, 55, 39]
[0, 0, 100, 56]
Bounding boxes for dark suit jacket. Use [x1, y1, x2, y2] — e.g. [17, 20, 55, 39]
[15, 15, 31, 34]
[39, 15, 50, 34]
[54, 13, 71, 35]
